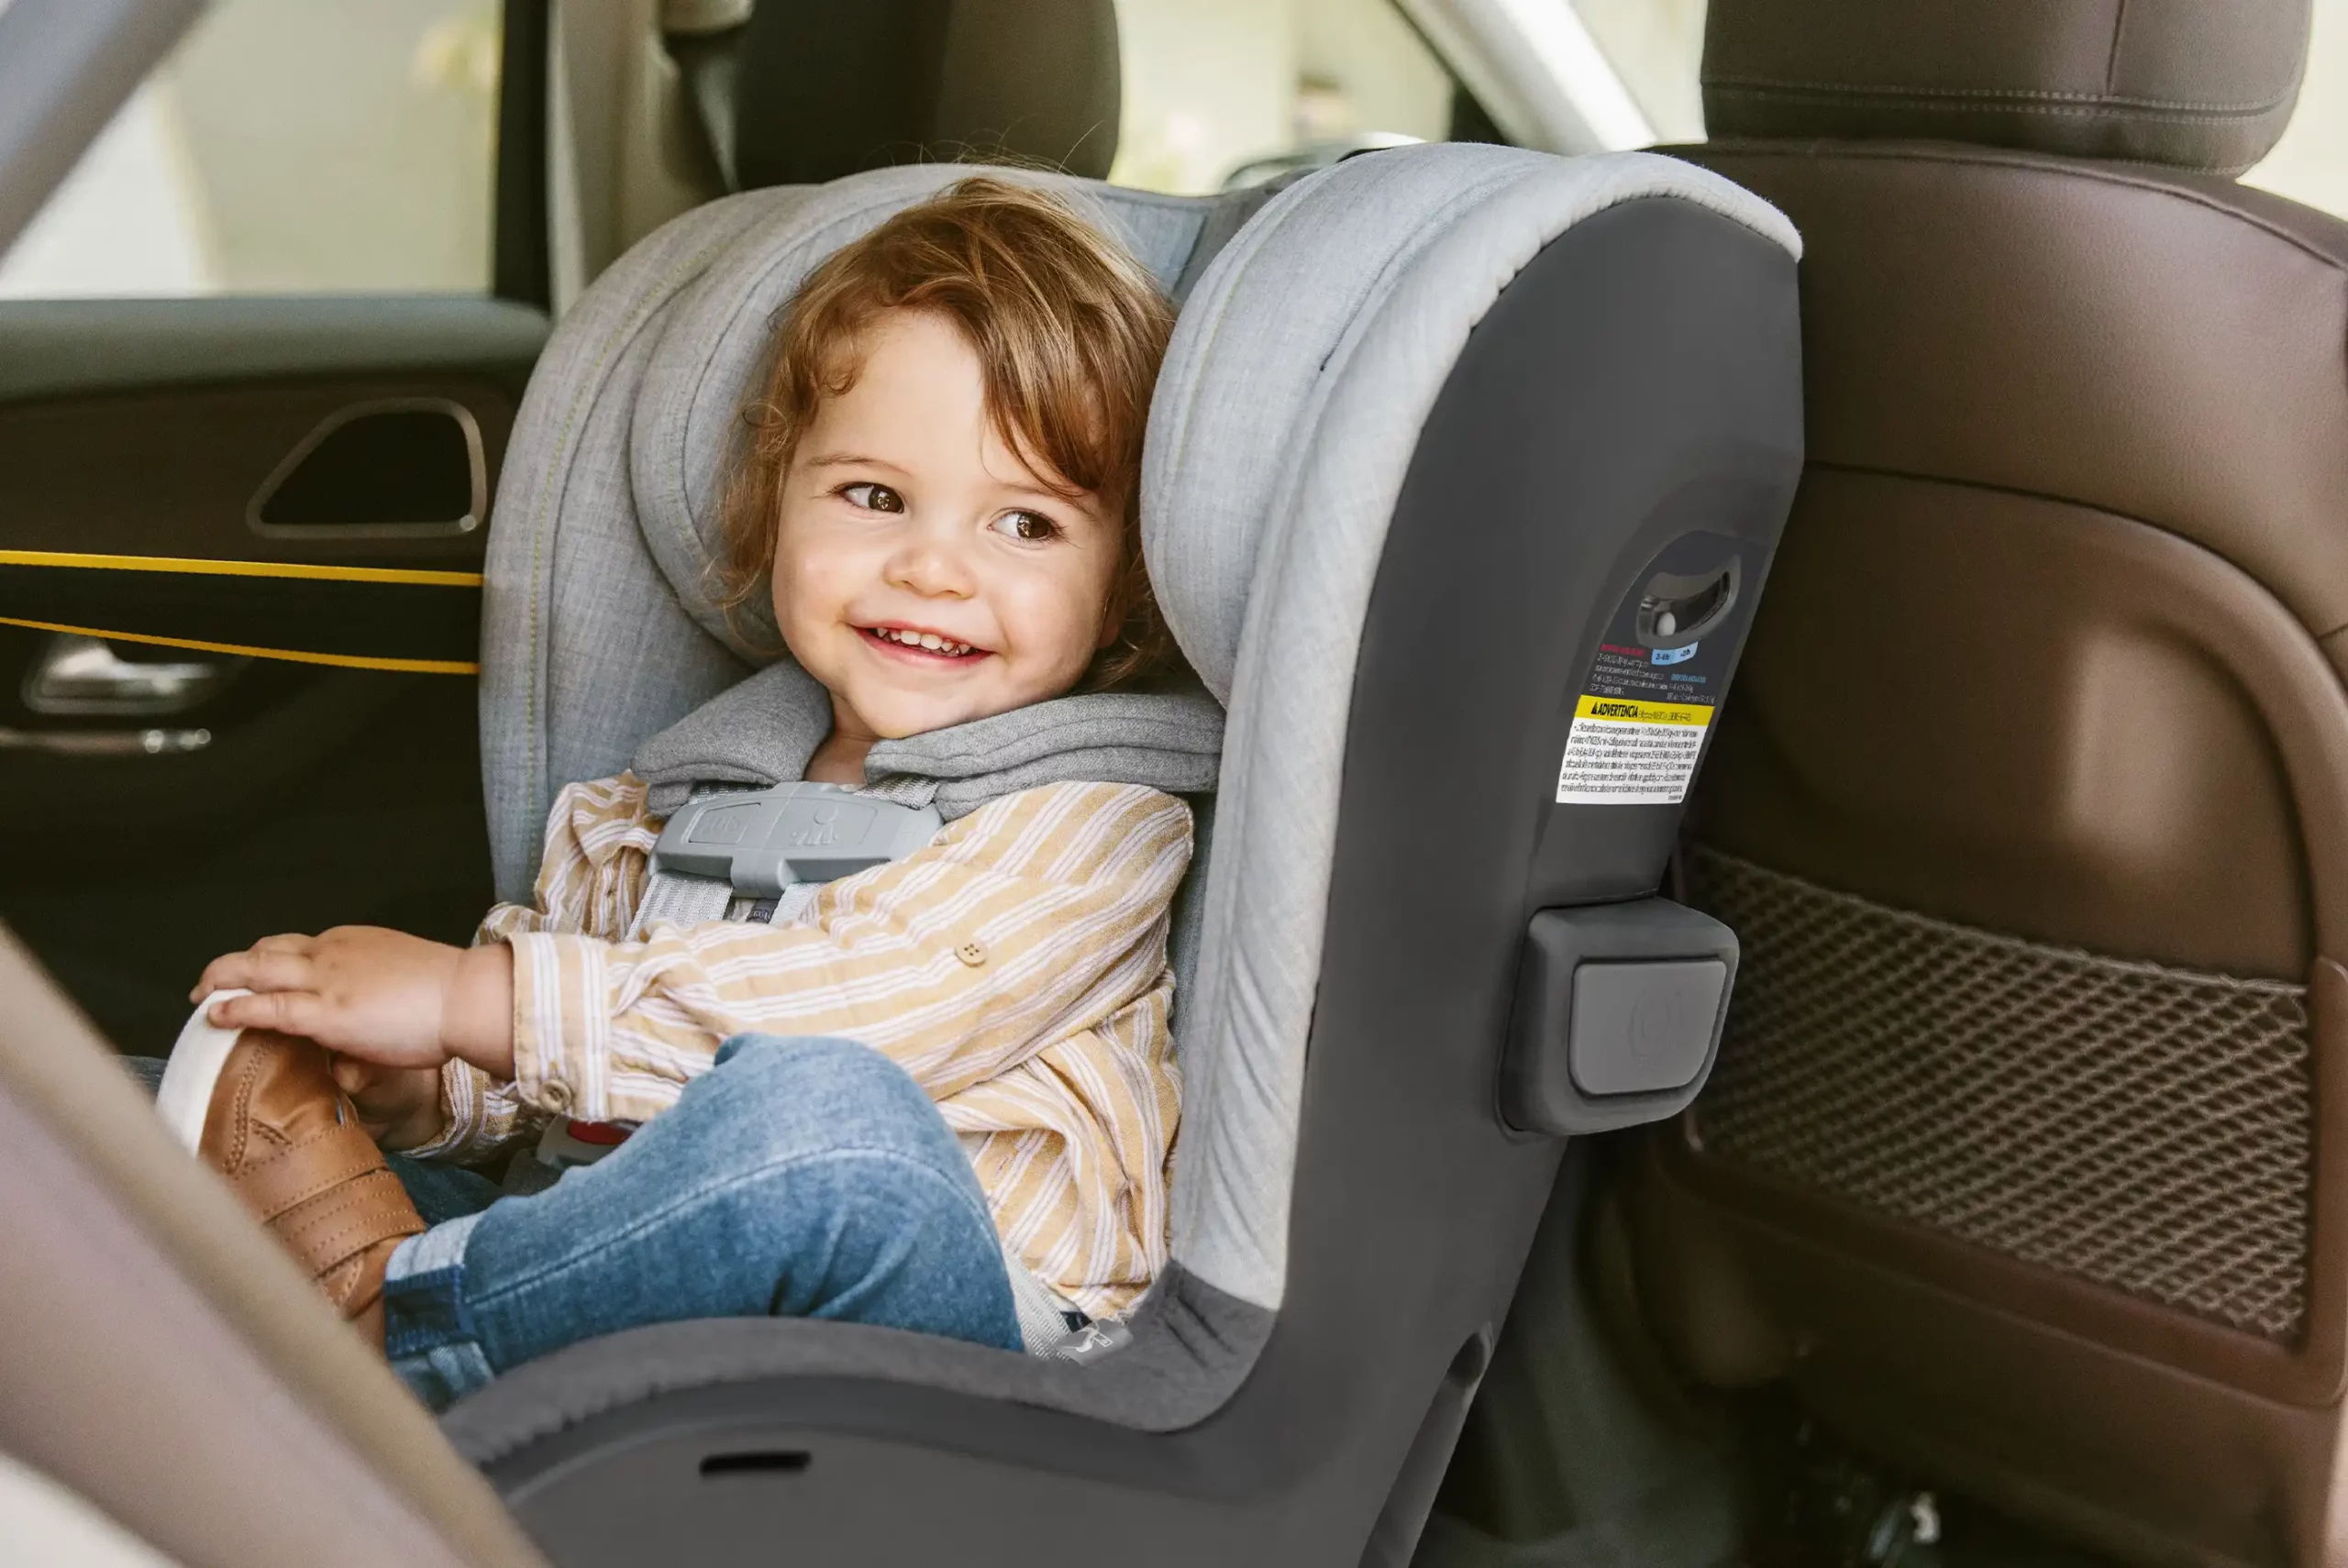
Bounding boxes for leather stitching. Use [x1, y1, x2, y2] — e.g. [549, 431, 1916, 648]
[225, 1051, 260, 1169]
[235, 1126, 386, 1219]
[272, 1176, 424, 1272]
[1694, 143, 2348, 264]
[1704, 89, 2286, 127]
[1703, 74, 2295, 116]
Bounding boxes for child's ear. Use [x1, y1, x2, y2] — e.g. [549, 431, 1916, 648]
[1095, 606, 1125, 651]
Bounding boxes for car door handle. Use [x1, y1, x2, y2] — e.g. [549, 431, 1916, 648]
[0, 723, 211, 755]
[22, 634, 241, 717]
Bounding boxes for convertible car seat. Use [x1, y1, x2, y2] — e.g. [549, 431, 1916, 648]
[442, 145, 1799, 1564]
[1621, 1, 2348, 1565]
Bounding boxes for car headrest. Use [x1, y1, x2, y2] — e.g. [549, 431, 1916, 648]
[728, 0, 1121, 190]
[1700, 0, 2310, 174]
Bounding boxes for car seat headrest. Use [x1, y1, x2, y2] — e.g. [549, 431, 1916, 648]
[1701, 0, 2309, 174]
[709, 0, 1120, 191]
[1141, 147, 1800, 706]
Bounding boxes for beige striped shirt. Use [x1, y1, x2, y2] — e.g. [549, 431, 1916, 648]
[415, 775, 1191, 1318]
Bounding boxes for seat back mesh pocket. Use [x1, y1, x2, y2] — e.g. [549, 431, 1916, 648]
[1682, 845, 2315, 1342]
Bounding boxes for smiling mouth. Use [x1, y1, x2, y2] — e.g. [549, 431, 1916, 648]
[860, 624, 985, 660]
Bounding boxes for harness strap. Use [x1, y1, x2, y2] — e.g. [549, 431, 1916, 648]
[626, 866, 733, 937]
[620, 778, 1097, 1355]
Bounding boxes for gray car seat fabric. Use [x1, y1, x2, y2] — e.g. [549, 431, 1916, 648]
[629, 657, 1224, 817]
[477, 148, 1796, 1337]
[453, 144, 1801, 1562]
[1147, 144, 1798, 1309]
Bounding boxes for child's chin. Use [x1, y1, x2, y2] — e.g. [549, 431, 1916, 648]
[866, 689, 1034, 740]
[865, 694, 990, 739]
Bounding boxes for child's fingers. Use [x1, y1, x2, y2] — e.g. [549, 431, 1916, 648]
[190, 934, 316, 1002]
[191, 952, 243, 1001]
[196, 948, 317, 1000]
[329, 1055, 378, 1098]
[206, 988, 326, 1039]
[248, 933, 316, 956]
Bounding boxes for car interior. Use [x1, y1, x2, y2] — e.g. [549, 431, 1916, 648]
[1, 0, 2345, 1565]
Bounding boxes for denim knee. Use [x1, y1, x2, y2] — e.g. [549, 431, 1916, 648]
[383, 1032, 1022, 1404]
[694, 1034, 979, 1193]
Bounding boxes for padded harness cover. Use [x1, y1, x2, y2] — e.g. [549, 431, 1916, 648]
[630, 657, 1224, 817]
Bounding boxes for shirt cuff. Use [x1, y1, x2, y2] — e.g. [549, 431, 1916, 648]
[400, 1060, 492, 1162]
[509, 930, 607, 1123]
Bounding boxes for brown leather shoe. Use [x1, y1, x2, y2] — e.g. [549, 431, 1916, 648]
[195, 1029, 426, 1348]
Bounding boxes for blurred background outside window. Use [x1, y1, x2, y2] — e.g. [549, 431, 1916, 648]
[1107, 0, 2348, 214]
[11, 0, 2348, 299]
[2248, 0, 2348, 213]
[1106, 0, 1458, 194]
[0, 0, 502, 297]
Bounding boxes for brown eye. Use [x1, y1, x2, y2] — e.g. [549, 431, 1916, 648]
[843, 482, 903, 513]
[992, 509, 1059, 543]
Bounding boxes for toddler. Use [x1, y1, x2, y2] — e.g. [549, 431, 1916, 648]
[181, 178, 1200, 1406]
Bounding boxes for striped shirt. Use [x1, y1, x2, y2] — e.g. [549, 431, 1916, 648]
[414, 774, 1192, 1318]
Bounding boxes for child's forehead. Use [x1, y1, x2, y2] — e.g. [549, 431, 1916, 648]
[797, 312, 1093, 497]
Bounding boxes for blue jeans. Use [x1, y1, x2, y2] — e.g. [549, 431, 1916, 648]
[125, 1037, 1022, 1407]
[381, 1034, 1022, 1407]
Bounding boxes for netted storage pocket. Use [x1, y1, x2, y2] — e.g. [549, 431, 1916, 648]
[1682, 845, 2315, 1342]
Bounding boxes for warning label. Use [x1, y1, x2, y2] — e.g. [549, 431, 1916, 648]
[1554, 534, 1757, 807]
[1556, 694, 1715, 804]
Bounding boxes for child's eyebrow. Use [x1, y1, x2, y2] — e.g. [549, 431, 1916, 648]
[803, 451, 906, 473]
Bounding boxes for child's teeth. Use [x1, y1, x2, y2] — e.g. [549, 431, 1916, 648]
[876, 627, 971, 655]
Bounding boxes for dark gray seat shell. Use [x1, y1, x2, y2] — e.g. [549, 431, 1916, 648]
[457, 147, 1802, 1565]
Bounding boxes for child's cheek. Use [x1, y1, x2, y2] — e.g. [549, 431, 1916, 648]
[999, 577, 1096, 692]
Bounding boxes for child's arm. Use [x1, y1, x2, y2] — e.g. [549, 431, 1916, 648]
[490, 781, 1192, 1126]
[193, 773, 664, 1155]
[194, 928, 517, 1077]
[197, 781, 1189, 1132]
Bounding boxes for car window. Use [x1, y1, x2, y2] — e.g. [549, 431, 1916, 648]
[1108, 0, 1463, 193]
[0, 0, 502, 297]
[1569, 0, 1706, 143]
[2244, 0, 2348, 213]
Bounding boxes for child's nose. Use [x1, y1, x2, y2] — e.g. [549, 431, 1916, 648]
[884, 533, 976, 596]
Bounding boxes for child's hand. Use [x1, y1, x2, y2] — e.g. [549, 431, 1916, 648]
[332, 1057, 448, 1151]
[194, 927, 516, 1078]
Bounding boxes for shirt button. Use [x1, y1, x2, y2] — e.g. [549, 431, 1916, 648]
[541, 1079, 573, 1111]
[956, 940, 988, 967]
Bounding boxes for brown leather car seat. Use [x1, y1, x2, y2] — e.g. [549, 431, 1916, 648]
[1623, 1, 2348, 1563]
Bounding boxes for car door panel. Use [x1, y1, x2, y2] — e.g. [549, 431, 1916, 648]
[0, 296, 548, 1055]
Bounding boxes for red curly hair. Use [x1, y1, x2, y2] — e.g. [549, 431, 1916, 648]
[717, 176, 1178, 689]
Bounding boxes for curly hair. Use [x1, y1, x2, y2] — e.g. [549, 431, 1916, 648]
[716, 176, 1179, 690]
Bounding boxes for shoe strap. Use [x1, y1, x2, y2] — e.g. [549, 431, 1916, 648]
[270, 1166, 426, 1278]
[233, 1118, 403, 1224]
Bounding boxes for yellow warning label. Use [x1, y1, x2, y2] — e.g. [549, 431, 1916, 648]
[1557, 693, 1717, 804]
[1573, 694, 1715, 727]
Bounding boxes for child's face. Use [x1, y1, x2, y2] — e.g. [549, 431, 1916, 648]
[771, 308, 1123, 743]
